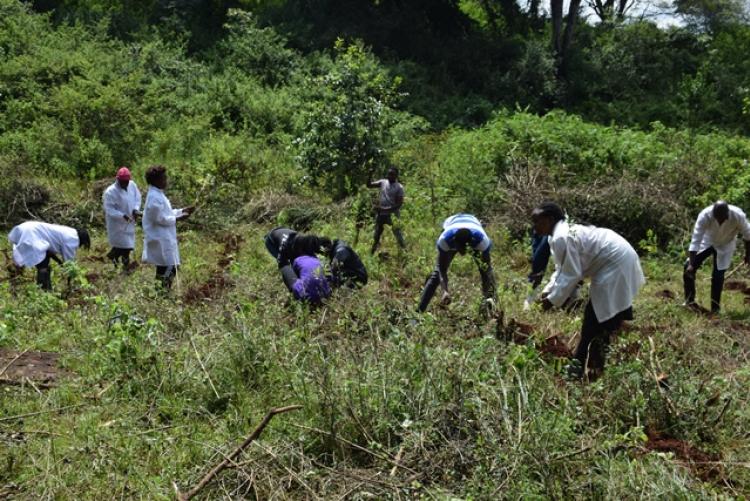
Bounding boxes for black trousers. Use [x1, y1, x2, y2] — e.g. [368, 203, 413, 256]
[683, 246, 725, 312]
[107, 247, 132, 266]
[417, 251, 496, 312]
[35, 255, 52, 291]
[155, 265, 177, 289]
[372, 212, 405, 253]
[574, 301, 633, 372]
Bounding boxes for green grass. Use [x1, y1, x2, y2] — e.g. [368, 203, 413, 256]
[1, 218, 750, 499]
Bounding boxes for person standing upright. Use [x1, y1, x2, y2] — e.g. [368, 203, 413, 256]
[141, 165, 193, 289]
[684, 200, 750, 313]
[369, 166, 405, 254]
[102, 166, 141, 270]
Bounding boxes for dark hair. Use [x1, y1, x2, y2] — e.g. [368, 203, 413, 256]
[145, 165, 167, 186]
[76, 228, 90, 249]
[454, 228, 472, 248]
[387, 166, 399, 177]
[532, 202, 565, 223]
[293, 235, 326, 257]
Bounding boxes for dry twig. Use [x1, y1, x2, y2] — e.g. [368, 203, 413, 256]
[174, 404, 302, 501]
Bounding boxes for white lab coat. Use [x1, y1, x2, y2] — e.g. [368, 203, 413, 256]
[141, 186, 184, 266]
[102, 181, 142, 249]
[8, 221, 80, 267]
[689, 205, 750, 271]
[542, 221, 645, 322]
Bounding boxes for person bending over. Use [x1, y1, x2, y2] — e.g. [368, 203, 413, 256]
[8, 221, 90, 290]
[417, 213, 496, 312]
[533, 202, 645, 379]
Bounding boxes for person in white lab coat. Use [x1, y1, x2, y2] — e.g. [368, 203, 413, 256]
[533, 202, 645, 379]
[102, 166, 141, 269]
[8, 221, 90, 290]
[141, 165, 194, 288]
[684, 201, 750, 313]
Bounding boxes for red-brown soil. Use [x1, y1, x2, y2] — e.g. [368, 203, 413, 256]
[645, 430, 721, 481]
[183, 234, 243, 303]
[0, 349, 71, 386]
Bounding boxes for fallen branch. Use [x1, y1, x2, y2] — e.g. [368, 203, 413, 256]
[0, 403, 86, 423]
[0, 348, 30, 379]
[174, 404, 302, 501]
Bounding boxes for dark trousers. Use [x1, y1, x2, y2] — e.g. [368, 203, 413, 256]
[417, 251, 496, 312]
[35, 255, 52, 291]
[279, 263, 298, 292]
[107, 247, 132, 267]
[683, 247, 725, 312]
[372, 212, 405, 253]
[528, 233, 551, 286]
[155, 265, 177, 289]
[574, 301, 632, 372]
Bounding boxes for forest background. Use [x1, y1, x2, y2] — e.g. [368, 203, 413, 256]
[2, 0, 750, 498]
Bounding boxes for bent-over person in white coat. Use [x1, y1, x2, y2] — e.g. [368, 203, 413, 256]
[533, 202, 645, 379]
[102, 166, 141, 269]
[141, 165, 193, 288]
[684, 201, 750, 313]
[8, 221, 90, 290]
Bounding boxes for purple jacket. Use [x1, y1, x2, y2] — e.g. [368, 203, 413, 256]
[292, 256, 331, 303]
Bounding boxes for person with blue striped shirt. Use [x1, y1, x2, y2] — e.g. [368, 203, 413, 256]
[417, 214, 496, 312]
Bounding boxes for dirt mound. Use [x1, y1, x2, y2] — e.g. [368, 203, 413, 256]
[540, 335, 571, 357]
[494, 312, 570, 357]
[645, 430, 721, 481]
[0, 349, 71, 387]
[184, 234, 243, 304]
[656, 289, 675, 299]
[724, 280, 749, 292]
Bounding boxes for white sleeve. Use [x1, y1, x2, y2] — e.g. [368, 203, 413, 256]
[689, 211, 709, 252]
[545, 235, 583, 307]
[739, 213, 750, 241]
[103, 189, 125, 219]
[134, 186, 142, 212]
[152, 199, 178, 227]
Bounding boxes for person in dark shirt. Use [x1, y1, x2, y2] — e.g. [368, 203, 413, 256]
[327, 239, 368, 288]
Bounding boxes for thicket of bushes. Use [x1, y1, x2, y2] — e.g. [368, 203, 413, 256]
[2, 0, 750, 250]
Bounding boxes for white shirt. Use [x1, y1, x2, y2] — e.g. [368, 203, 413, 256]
[102, 181, 142, 249]
[8, 221, 80, 267]
[437, 213, 491, 253]
[375, 179, 404, 213]
[141, 186, 184, 266]
[543, 221, 645, 322]
[689, 205, 750, 270]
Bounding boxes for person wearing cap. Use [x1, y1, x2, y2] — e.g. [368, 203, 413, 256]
[369, 166, 406, 254]
[102, 167, 141, 270]
[684, 200, 750, 313]
[141, 165, 194, 289]
[8, 221, 90, 290]
[278, 254, 332, 305]
[533, 202, 645, 379]
[417, 213, 496, 312]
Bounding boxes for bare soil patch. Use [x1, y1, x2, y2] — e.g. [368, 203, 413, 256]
[645, 430, 721, 481]
[655, 289, 675, 299]
[0, 349, 71, 386]
[184, 234, 243, 304]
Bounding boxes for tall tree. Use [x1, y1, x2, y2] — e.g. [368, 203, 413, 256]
[551, 0, 582, 76]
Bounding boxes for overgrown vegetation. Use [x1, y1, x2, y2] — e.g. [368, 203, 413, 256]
[2, 0, 750, 497]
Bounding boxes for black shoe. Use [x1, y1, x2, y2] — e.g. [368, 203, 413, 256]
[564, 360, 583, 380]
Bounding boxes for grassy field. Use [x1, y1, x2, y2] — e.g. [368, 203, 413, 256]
[2, 196, 750, 500]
